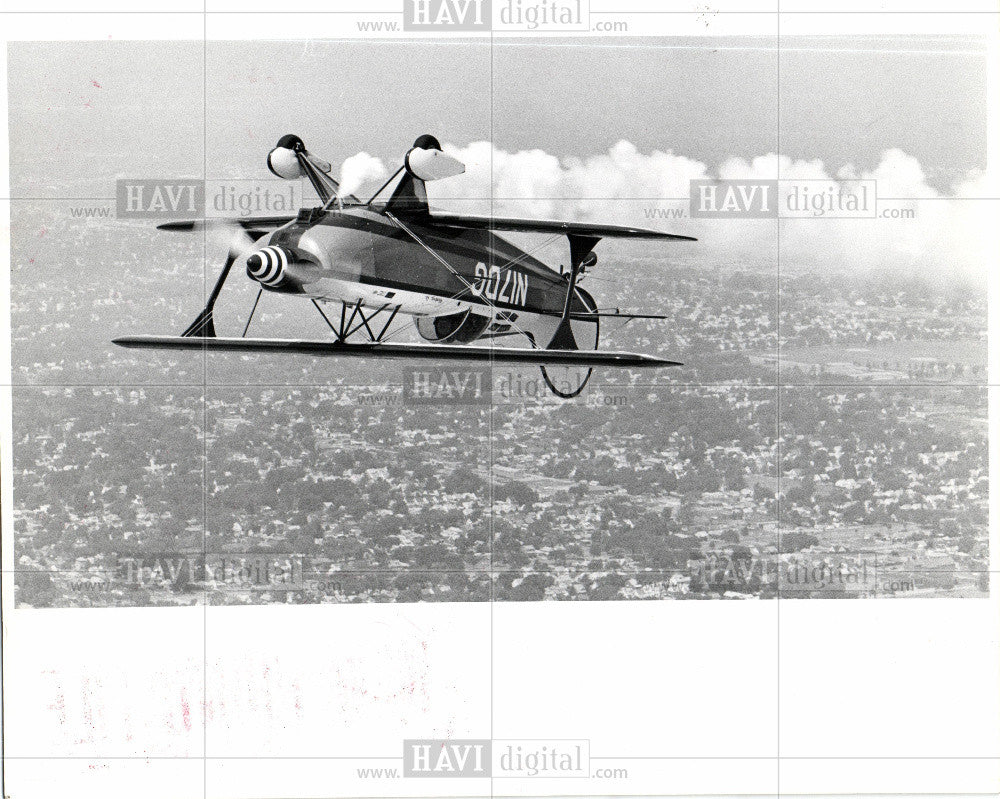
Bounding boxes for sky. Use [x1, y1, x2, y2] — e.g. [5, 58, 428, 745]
[7, 36, 988, 194]
[6, 37, 994, 281]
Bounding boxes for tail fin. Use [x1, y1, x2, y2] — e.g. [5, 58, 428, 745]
[546, 236, 600, 351]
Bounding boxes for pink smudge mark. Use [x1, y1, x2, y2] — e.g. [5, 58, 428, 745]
[180, 691, 192, 732]
[91, 80, 102, 88]
[81, 677, 94, 731]
[54, 689, 67, 725]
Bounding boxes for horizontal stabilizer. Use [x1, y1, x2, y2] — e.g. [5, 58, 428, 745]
[113, 335, 681, 368]
[569, 311, 670, 320]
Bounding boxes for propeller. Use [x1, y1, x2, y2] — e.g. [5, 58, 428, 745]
[177, 220, 265, 339]
[208, 219, 261, 260]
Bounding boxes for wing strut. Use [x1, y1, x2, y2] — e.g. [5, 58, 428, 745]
[241, 288, 263, 337]
[311, 298, 402, 343]
[180, 250, 238, 338]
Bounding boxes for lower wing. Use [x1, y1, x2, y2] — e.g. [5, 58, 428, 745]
[113, 336, 681, 368]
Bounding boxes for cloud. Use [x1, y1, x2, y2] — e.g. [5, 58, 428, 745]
[435, 139, 709, 218]
[337, 152, 388, 200]
[412, 140, 997, 283]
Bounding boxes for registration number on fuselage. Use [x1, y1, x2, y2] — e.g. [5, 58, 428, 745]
[471, 262, 529, 307]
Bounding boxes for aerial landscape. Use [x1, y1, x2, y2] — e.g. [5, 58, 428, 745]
[12, 207, 987, 605]
[8, 35, 989, 606]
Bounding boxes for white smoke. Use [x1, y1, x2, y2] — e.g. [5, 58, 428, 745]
[338, 152, 388, 200]
[412, 140, 996, 283]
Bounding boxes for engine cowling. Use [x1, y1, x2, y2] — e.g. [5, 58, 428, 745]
[416, 310, 490, 344]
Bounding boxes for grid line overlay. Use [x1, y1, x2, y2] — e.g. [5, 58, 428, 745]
[776, 10, 782, 797]
[1, 9, 996, 799]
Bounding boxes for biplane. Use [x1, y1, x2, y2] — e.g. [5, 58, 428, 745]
[114, 134, 696, 397]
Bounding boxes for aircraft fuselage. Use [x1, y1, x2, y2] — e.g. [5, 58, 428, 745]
[262, 205, 591, 316]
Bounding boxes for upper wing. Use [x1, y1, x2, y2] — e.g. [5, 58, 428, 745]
[113, 335, 681, 368]
[407, 212, 697, 242]
[156, 216, 297, 232]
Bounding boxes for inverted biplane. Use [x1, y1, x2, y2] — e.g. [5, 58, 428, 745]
[114, 134, 696, 397]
